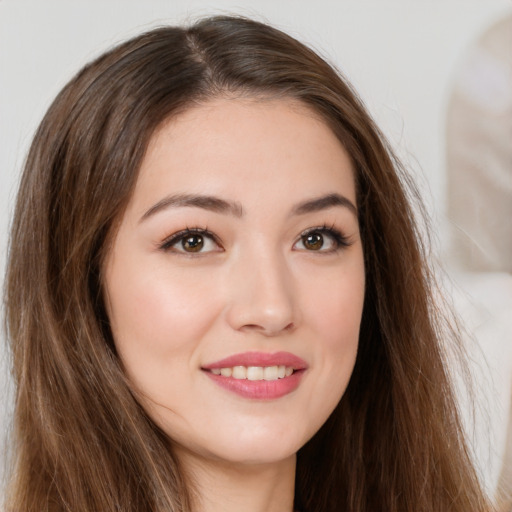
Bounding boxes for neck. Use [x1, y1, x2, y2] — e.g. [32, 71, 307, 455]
[175, 447, 296, 512]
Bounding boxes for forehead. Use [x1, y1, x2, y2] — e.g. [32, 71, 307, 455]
[130, 96, 356, 214]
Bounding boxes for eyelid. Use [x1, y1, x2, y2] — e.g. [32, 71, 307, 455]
[293, 225, 351, 252]
[159, 227, 223, 253]
[158, 224, 351, 254]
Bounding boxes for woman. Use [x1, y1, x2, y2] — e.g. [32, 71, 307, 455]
[4, 15, 491, 511]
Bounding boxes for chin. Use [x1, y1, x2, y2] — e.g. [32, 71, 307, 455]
[170, 425, 307, 468]
[207, 442, 300, 467]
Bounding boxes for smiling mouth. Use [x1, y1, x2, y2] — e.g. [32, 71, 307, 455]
[201, 352, 307, 399]
[208, 365, 295, 381]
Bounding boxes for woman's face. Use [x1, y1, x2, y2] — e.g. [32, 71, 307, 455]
[104, 97, 365, 467]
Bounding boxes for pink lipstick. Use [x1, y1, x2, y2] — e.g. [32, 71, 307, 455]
[202, 351, 307, 400]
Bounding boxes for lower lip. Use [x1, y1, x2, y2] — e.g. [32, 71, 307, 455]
[203, 370, 305, 400]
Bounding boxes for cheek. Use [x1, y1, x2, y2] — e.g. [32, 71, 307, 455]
[300, 262, 364, 410]
[305, 258, 365, 346]
[314, 300, 362, 387]
[104, 257, 221, 389]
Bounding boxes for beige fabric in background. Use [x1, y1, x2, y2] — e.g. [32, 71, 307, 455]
[446, 14, 512, 508]
[446, 15, 512, 273]
[497, 378, 512, 511]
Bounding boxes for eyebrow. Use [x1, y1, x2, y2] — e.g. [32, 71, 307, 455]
[139, 192, 357, 223]
[291, 193, 357, 217]
[140, 194, 244, 222]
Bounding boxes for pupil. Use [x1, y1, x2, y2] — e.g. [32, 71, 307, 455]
[304, 233, 323, 250]
[183, 234, 204, 252]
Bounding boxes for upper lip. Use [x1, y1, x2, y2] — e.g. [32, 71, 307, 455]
[202, 351, 308, 370]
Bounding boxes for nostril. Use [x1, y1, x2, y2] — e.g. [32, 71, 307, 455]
[238, 321, 295, 336]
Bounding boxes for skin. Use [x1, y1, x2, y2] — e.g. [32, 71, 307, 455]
[104, 97, 365, 512]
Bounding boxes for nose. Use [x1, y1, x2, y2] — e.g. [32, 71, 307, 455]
[224, 247, 298, 337]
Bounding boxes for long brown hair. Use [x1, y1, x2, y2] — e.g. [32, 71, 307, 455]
[4, 15, 490, 511]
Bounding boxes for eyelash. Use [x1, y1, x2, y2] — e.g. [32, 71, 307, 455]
[159, 224, 351, 254]
[296, 224, 351, 253]
[159, 227, 221, 253]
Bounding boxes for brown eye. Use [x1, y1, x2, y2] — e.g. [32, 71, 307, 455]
[182, 234, 204, 252]
[293, 227, 349, 253]
[161, 229, 221, 254]
[302, 232, 324, 250]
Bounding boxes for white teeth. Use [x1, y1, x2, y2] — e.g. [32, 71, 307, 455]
[232, 366, 247, 379]
[247, 366, 263, 380]
[263, 366, 278, 381]
[210, 365, 295, 381]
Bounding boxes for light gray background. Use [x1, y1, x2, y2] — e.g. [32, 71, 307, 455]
[1, 0, 511, 495]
